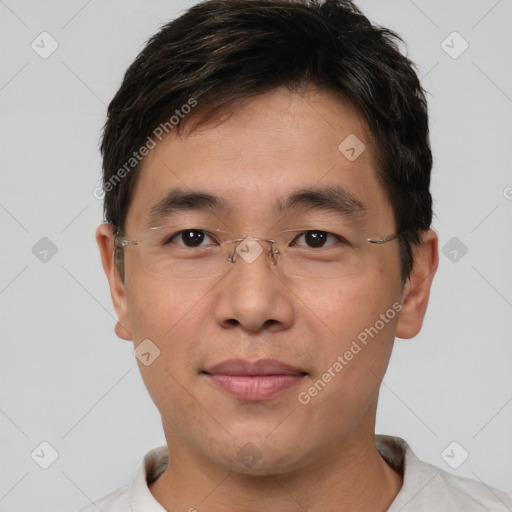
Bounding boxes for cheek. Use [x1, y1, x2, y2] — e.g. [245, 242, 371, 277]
[123, 277, 211, 421]
[295, 279, 401, 421]
[123, 275, 215, 405]
[294, 271, 402, 405]
[293, 271, 400, 342]
[125, 274, 209, 343]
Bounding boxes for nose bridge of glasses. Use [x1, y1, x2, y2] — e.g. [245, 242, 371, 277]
[226, 236, 278, 266]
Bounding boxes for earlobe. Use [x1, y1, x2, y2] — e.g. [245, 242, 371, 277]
[96, 223, 133, 341]
[115, 321, 132, 341]
[395, 230, 439, 339]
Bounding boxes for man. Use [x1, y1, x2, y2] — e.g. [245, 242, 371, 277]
[86, 0, 512, 510]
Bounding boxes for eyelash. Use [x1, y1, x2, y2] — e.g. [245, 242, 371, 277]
[165, 229, 347, 248]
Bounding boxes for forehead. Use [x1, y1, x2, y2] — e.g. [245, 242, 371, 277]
[125, 87, 394, 230]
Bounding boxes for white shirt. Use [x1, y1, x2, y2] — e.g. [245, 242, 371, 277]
[80, 435, 512, 511]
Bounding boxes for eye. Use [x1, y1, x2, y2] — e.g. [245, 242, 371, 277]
[166, 229, 218, 248]
[292, 230, 345, 249]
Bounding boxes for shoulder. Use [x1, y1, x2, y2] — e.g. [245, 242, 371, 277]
[78, 446, 168, 512]
[378, 436, 512, 512]
[412, 460, 512, 511]
[79, 485, 131, 512]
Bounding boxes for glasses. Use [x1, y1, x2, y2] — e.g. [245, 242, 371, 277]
[115, 225, 399, 280]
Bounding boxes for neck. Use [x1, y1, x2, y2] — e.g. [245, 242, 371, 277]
[149, 425, 402, 512]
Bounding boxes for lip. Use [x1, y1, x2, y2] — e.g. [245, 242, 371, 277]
[202, 359, 307, 401]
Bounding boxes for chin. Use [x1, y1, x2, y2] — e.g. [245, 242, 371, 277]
[207, 433, 313, 477]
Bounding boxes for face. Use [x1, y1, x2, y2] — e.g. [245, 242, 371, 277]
[98, 87, 435, 475]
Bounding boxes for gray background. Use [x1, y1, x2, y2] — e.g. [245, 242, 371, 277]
[0, 0, 511, 510]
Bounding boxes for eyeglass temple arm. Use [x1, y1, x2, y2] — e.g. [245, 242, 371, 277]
[367, 233, 400, 245]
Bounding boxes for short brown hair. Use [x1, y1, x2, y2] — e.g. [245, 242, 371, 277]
[101, 0, 433, 281]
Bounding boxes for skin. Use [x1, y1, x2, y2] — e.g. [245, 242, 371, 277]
[97, 87, 438, 512]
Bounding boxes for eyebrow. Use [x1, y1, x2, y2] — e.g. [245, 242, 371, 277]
[146, 185, 365, 226]
[275, 186, 365, 219]
[147, 189, 231, 226]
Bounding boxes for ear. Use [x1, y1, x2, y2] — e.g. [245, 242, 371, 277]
[96, 224, 133, 341]
[395, 230, 439, 339]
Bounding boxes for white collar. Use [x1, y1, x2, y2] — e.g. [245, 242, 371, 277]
[124, 435, 512, 511]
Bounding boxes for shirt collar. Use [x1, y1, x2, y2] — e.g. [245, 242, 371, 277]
[130, 445, 168, 511]
[129, 436, 414, 511]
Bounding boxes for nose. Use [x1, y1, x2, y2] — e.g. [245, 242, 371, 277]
[213, 239, 295, 333]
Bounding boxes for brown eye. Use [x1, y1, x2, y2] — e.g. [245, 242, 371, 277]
[293, 231, 339, 248]
[168, 230, 216, 248]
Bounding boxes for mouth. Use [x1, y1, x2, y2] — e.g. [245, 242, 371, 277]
[201, 359, 308, 401]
